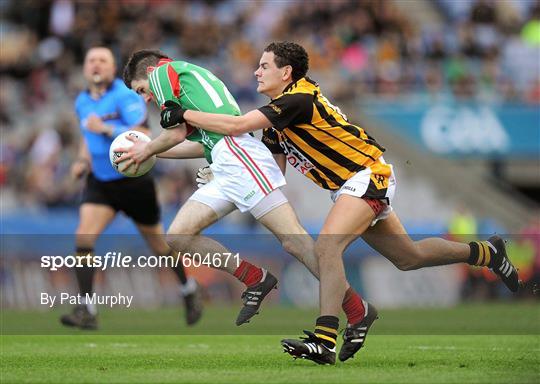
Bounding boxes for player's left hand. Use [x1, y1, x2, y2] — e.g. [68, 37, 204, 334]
[196, 166, 214, 188]
[86, 114, 112, 135]
[114, 135, 151, 173]
[160, 100, 186, 129]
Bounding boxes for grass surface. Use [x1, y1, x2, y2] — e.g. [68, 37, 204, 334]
[1, 303, 539, 383]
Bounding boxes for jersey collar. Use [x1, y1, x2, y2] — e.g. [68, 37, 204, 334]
[146, 58, 173, 74]
[281, 76, 317, 95]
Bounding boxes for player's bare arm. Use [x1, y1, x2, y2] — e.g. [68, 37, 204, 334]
[115, 126, 187, 171]
[182, 109, 272, 136]
[158, 140, 205, 159]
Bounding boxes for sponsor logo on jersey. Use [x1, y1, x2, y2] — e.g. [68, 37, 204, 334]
[280, 140, 314, 175]
[270, 104, 282, 114]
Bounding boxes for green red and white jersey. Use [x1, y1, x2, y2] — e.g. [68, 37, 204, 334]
[148, 59, 242, 163]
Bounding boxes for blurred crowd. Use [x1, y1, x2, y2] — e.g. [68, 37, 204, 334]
[1, 0, 539, 210]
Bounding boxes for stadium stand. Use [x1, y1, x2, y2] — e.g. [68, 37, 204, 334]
[1, 0, 538, 226]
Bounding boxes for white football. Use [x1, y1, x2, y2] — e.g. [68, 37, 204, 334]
[109, 131, 156, 177]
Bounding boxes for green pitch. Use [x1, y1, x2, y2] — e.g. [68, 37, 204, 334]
[1, 304, 539, 383]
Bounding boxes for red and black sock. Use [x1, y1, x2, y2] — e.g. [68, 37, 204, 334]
[233, 260, 263, 287]
[342, 287, 366, 325]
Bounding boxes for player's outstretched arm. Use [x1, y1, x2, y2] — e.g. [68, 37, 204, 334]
[146, 126, 188, 156]
[115, 126, 187, 171]
[157, 140, 204, 159]
[183, 109, 273, 136]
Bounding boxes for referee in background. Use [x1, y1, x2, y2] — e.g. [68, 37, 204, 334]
[61, 47, 202, 329]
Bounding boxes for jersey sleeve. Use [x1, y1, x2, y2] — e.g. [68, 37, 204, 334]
[148, 64, 180, 108]
[257, 93, 312, 131]
[261, 128, 285, 155]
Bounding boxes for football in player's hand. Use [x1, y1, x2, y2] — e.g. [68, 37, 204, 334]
[109, 131, 156, 177]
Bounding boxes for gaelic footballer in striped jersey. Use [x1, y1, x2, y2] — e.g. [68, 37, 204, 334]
[117, 50, 363, 328]
[167, 41, 522, 365]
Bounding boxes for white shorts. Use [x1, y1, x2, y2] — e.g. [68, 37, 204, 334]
[189, 134, 287, 218]
[330, 159, 397, 226]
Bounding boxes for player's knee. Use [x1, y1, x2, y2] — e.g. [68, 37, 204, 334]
[281, 237, 304, 258]
[165, 228, 196, 252]
[165, 230, 181, 251]
[392, 251, 423, 271]
[393, 259, 420, 271]
[75, 228, 96, 249]
[75, 224, 94, 236]
[314, 239, 339, 260]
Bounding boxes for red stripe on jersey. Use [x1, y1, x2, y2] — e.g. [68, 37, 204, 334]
[166, 64, 180, 98]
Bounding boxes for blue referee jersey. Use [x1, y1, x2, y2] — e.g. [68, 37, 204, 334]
[75, 79, 147, 181]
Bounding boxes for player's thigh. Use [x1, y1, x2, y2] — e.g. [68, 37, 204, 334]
[257, 201, 307, 236]
[135, 222, 170, 256]
[76, 203, 116, 246]
[256, 197, 315, 257]
[361, 211, 418, 263]
[168, 200, 227, 236]
[318, 194, 376, 254]
[77, 203, 116, 234]
[177, 181, 237, 236]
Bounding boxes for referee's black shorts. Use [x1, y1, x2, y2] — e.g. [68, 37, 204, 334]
[82, 173, 160, 226]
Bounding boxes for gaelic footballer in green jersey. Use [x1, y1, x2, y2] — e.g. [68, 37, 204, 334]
[147, 58, 241, 163]
[118, 49, 295, 326]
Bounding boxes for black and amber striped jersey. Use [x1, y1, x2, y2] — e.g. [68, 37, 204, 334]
[259, 77, 391, 191]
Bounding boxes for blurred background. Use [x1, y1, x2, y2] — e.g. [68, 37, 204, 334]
[1, 0, 539, 312]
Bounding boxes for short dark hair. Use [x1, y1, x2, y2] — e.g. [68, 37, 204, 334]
[264, 42, 309, 82]
[123, 49, 171, 88]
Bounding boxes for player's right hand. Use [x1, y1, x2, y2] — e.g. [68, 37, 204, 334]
[196, 166, 214, 188]
[160, 100, 186, 129]
[71, 159, 89, 179]
[114, 135, 151, 174]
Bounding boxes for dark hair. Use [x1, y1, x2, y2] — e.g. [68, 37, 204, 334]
[264, 42, 309, 82]
[123, 49, 171, 88]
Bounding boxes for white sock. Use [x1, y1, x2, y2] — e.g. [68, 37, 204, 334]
[81, 296, 97, 315]
[180, 277, 198, 296]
